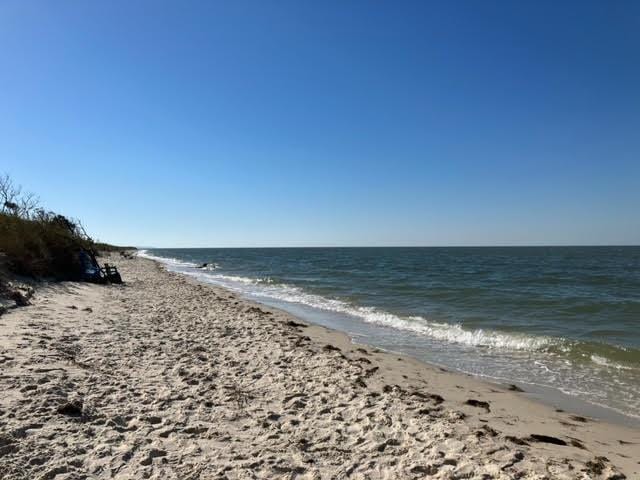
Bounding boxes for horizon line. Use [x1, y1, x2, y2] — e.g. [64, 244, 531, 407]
[134, 244, 640, 249]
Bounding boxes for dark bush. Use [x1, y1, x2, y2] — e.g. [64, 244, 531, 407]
[0, 211, 94, 280]
[0, 174, 135, 281]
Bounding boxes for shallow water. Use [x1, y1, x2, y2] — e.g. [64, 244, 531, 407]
[140, 246, 640, 420]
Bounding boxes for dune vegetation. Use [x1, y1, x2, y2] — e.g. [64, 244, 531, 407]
[0, 174, 132, 309]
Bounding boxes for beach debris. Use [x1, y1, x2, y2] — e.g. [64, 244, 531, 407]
[569, 414, 588, 423]
[410, 465, 439, 475]
[476, 425, 498, 437]
[569, 437, 586, 449]
[56, 399, 83, 417]
[182, 425, 208, 435]
[353, 377, 367, 388]
[447, 410, 465, 421]
[294, 335, 311, 347]
[583, 456, 626, 479]
[364, 366, 379, 377]
[501, 450, 525, 470]
[10, 288, 32, 307]
[507, 384, 524, 392]
[465, 399, 491, 412]
[265, 412, 281, 422]
[284, 319, 306, 328]
[1, 281, 34, 312]
[376, 438, 401, 452]
[82, 307, 93, 313]
[416, 406, 441, 416]
[246, 306, 268, 315]
[225, 382, 253, 410]
[323, 344, 341, 352]
[283, 393, 306, 404]
[411, 391, 444, 405]
[527, 434, 567, 446]
[505, 435, 529, 446]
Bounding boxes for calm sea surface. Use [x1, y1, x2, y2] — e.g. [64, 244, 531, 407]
[140, 247, 640, 420]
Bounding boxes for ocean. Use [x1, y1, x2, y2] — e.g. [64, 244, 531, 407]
[139, 247, 640, 421]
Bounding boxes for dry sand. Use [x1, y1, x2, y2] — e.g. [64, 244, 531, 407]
[0, 255, 638, 479]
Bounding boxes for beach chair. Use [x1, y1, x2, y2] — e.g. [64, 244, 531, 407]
[80, 250, 122, 284]
[101, 263, 122, 284]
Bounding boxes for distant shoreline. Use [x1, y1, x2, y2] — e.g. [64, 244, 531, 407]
[139, 244, 640, 249]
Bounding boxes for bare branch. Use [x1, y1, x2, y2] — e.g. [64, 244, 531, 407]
[0, 174, 21, 214]
[0, 173, 41, 218]
[74, 218, 94, 243]
[18, 192, 40, 219]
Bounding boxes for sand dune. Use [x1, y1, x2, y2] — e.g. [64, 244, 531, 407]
[0, 255, 637, 479]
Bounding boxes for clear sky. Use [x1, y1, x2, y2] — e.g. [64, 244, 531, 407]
[1, 1, 639, 247]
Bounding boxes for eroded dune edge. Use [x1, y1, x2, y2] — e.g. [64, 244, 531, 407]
[0, 255, 637, 479]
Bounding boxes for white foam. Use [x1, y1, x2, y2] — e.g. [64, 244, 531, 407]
[137, 249, 199, 268]
[143, 251, 554, 351]
[140, 250, 640, 421]
[590, 354, 634, 371]
[200, 263, 220, 271]
[182, 269, 554, 353]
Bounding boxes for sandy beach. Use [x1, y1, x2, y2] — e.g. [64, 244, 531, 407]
[0, 254, 637, 479]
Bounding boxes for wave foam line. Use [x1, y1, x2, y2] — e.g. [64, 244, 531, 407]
[138, 253, 636, 370]
[185, 271, 556, 353]
[590, 354, 635, 371]
[137, 249, 199, 268]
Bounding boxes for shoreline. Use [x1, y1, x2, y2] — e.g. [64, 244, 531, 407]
[145, 250, 640, 429]
[1, 254, 637, 478]
[168, 260, 640, 464]
[179, 272, 639, 430]
[241, 294, 640, 430]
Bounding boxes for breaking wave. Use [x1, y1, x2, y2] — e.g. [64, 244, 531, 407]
[137, 247, 640, 422]
[158, 265, 556, 353]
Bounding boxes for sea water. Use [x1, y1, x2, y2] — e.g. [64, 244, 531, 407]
[139, 247, 640, 421]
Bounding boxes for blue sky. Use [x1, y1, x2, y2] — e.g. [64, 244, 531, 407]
[1, 1, 639, 247]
